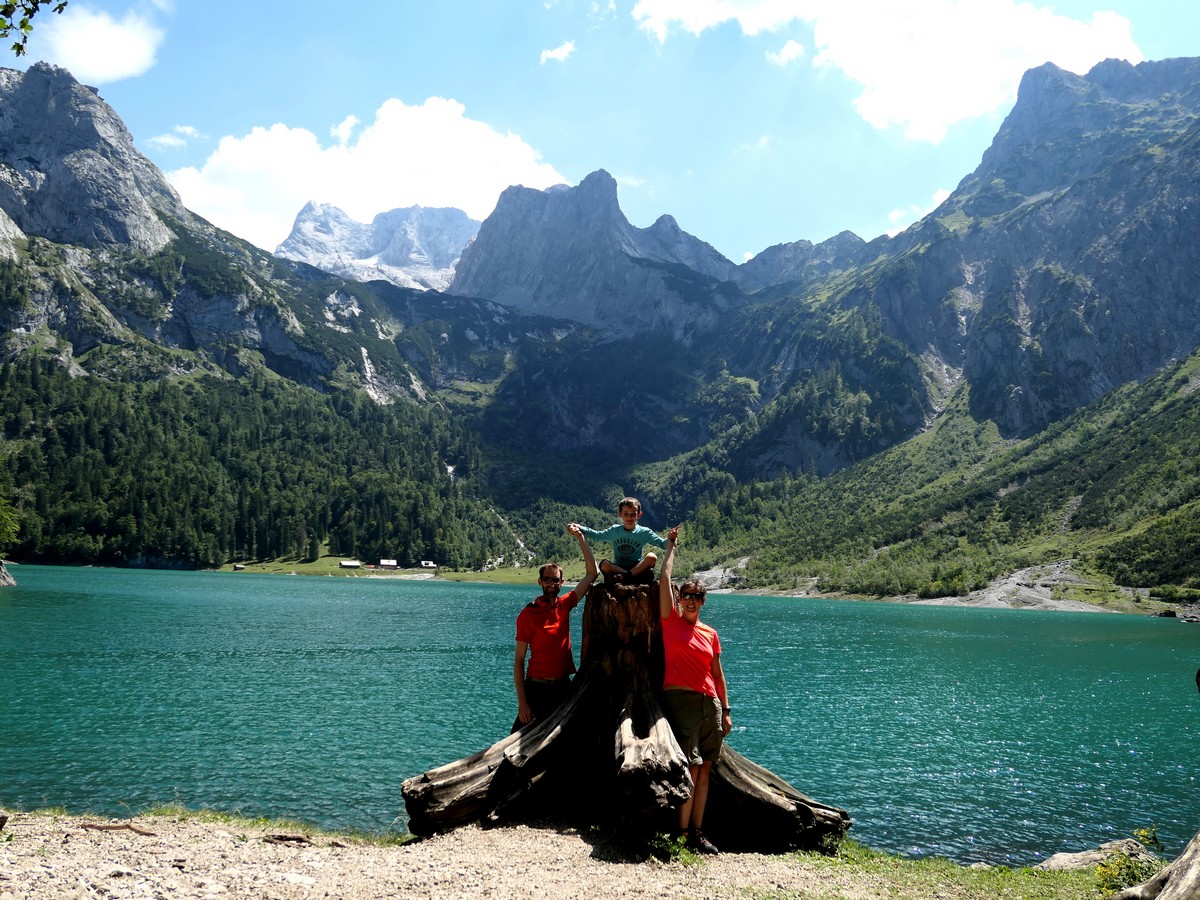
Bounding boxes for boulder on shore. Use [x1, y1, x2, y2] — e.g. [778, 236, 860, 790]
[1035, 838, 1159, 871]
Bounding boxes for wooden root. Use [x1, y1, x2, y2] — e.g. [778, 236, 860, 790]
[401, 580, 850, 852]
[1112, 828, 1200, 900]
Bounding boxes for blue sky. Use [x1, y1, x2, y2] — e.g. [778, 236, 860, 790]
[16, 1, 1200, 262]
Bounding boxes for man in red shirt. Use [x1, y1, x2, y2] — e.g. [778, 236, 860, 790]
[512, 523, 598, 731]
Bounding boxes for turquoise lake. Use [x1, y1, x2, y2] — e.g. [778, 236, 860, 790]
[2, 564, 1197, 865]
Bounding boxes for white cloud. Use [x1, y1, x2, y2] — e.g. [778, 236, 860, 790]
[146, 124, 206, 152]
[331, 115, 360, 145]
[631, 0, 1143, 142]
[767, 39, 804, 66]
[540, 40, 576, 64]
[146, 133, 186, 151]
[632, 0, 801, 41]
[739, 134, 771, 152]
[35, 6, 165, 84]
[886, 187, 953, 236]
[167, 97, 567, 252]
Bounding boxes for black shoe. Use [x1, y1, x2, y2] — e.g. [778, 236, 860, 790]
[687, 829, 719, 855]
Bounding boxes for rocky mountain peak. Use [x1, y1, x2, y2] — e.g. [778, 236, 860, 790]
[958, 57, 1200, 215]
[735, 230, 868, 292]
[449, 169, 739, 334]
[0, 62, 183, 253]
[275, 202, 479, 291]
[575, 168, 620, 202]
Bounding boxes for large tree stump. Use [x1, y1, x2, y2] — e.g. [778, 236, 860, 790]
[401, 580, 851, 852]
[1112, 828, 1200, 900]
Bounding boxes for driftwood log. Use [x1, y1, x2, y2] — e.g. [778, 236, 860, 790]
[401, 580, 850, 852]
[1113, 827, 1200, 900]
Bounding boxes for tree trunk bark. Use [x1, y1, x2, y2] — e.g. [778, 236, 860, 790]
[401, 580, 851, 852]
[1111, 828, 1200, 900]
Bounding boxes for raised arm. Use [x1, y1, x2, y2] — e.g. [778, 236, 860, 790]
[658, 525, 680, 619]
[571, 522, 620, 543]
[568, 523, 599, 596]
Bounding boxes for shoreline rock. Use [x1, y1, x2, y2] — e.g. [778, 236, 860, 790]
[1036, 838, 1160, 871]
[704, 560, 1183, 616]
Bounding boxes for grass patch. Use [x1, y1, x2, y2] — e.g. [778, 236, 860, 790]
[436, 379, 501, 408]
[220, 555, 595, 587]
[437, 559, 593, 585]
[141, 803, 322, 835]
[772, 839, 1103, 900]
[219, 555, 434, 579]
[438, 567, 534, 585]
[14, 803, 417, 847]
[1047, 565, 1167, 613]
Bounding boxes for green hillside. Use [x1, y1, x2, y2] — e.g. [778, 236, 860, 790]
[679, 348, 1200, 601]
[4, 338, 1200, 609]
[0, 356, 522, 570]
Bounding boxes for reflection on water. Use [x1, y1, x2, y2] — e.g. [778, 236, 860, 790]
[2, 565, 1197, 864]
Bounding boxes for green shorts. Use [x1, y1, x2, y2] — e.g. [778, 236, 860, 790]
[661, 688, 723, 766]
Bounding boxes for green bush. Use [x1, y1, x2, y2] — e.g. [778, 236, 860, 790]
[1096, 825, 1166, 894]
[1095, 851, 1162, 894]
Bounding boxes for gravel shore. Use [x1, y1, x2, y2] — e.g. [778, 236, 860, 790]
[0, 810, 919, 900]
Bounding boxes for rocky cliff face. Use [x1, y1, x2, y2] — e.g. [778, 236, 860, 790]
[0, 63, 184, 254]
[0, 64, 417, 401]
[275, 202, 479, 291]
[931, 57, 1200, 434]
[450, 170, 741, 338]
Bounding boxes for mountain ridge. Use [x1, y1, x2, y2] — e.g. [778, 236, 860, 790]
[3, 57, 1200, 596]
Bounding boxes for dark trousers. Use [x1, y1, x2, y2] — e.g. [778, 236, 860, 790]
[511, 677, 573, 733]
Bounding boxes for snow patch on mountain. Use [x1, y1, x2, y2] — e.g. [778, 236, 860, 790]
[276, 203, 480, 291]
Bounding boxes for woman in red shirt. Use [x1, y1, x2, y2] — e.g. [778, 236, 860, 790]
[658, 526, 731, 854]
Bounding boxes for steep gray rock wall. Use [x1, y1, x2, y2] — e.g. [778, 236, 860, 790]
[0, 63, 184, 254]
[450, 169, 740, 336]
[950, 58, 1200, 434]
